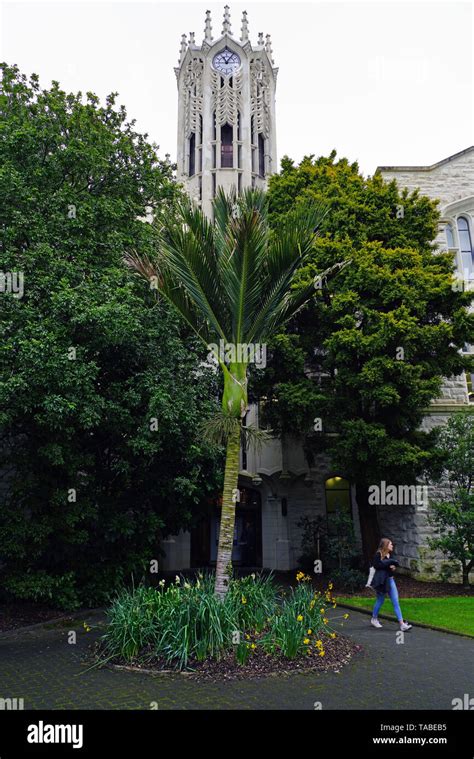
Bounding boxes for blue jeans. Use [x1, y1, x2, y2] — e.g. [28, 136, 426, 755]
[373, 577, 403, 622]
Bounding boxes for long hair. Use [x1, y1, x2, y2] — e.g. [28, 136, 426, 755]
[377, 537, 392, 558]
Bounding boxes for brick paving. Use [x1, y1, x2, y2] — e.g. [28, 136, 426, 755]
[0, 608, 472, 710]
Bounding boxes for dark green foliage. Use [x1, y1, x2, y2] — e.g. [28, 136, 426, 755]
[0, 65, 222, 608]
[259, 152, 474, 488]
[428, 413, 474, 587]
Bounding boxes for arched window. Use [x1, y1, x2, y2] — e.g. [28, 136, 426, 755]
[221, 123, 233, 168]
[457, 216, 473, 277]
[325, 477, 352, 519]
[189, 132, 195, 177]
[445, 222, 455, 248]
[258, 133, 265, 178]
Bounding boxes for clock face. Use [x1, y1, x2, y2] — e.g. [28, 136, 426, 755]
[212, 48, 241, 76]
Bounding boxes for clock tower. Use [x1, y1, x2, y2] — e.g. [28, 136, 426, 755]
[175, 6, 278, 217]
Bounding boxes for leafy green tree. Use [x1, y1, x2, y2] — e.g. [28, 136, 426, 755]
[0, 64, 222, 608]
[127, 188, 332, 598]
[258, 152, 474, 564]
[428, 413, 474, 587]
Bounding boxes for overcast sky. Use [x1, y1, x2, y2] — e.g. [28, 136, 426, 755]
[1, 0, 472, 175]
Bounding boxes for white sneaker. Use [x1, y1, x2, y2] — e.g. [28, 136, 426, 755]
[371, 618, 383, 628]
[400, 622, 412, 631]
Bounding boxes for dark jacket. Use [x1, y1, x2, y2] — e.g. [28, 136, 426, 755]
[370, 551, 400, 594]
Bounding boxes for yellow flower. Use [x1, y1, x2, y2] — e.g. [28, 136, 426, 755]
[343, 613, 349, 619]
[323, 618, 328, 624]
[309, 600, 315, 610]
[330, 632, 336, 639]
[333, 603, 337, 608]
[307, 629, 312, 635]
[328, 583, 333, 590]
[250, 643, 256, 650]
[320, 608, 325, 613]
[241, 595, 247, 605]
[303, 638, 310, 645]
[296, 571, 305, 582]
[319, 650, 325, 657]
[316, 639, 323, 648]
[297, 614, 303, 622]
[245, 634, 250, 640]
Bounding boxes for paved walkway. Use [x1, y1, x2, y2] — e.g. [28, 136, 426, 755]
[0, 608, 472, 710]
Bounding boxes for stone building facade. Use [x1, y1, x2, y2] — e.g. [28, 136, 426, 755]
[376, 147, 474, 580]
[161, 7, 473, 582]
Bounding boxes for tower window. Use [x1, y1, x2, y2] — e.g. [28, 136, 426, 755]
[221, 123, 233, 168]
[445, 222, 455, 248]
[466, 371, 474, 403]
[189, 132, 196, 177]
[457, 216, 474, 278]
[258, 133, 265, 178]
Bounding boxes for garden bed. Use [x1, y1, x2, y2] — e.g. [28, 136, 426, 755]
[109, 632, 361, 681]
[98, 572, 362, 680]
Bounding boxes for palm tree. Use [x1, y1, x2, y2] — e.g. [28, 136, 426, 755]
[127, 187, 344, 599]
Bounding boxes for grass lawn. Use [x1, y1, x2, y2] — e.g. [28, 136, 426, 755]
[336, 596, 474, 636]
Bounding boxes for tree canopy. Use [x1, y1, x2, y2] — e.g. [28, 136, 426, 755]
[259, 152, 474, 560]
[0, 64, 222, 608]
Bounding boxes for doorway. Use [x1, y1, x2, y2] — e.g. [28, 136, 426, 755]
[191, 487, 262, 568]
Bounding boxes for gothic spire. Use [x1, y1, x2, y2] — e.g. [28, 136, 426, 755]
[240, 10, 249, 42]
[257, 32, 264, 48]
[204, 10, 213, 42]
[179, 33, 187, 64]
[222, 4, 232, 35]
[265, 34, 274, 64]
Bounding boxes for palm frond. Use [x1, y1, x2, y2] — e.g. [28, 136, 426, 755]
[200, 411, 273, 452]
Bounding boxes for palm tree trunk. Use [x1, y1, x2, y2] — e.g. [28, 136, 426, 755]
[215, 423, 241, 599]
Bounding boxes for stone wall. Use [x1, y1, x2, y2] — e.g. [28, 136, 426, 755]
[378, 147, 474, 209]
[376, 148, 474, 583]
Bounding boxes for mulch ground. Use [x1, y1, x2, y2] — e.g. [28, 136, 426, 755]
[0, 601, 65, 632]
[105, 633, 362, 682]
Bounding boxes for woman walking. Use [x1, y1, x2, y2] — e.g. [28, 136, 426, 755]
[370, 538, 412, 631]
